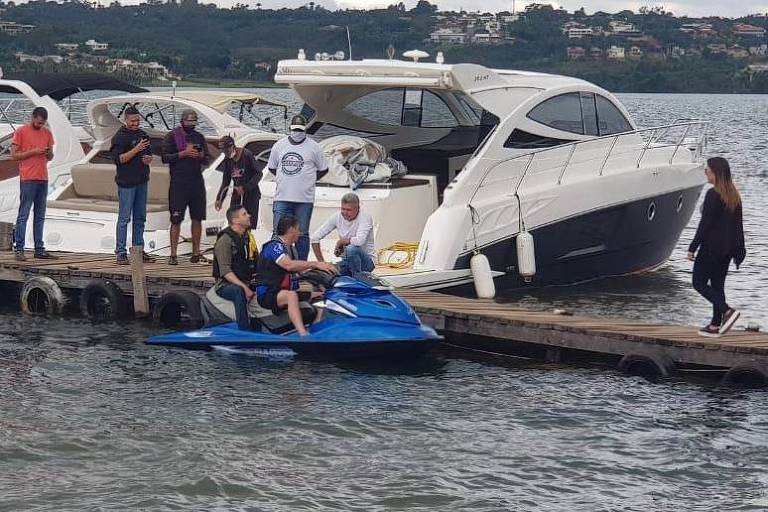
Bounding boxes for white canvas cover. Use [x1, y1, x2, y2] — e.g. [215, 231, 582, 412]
[318, 135, 407, 188]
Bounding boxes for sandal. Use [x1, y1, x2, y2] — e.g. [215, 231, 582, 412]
[168, 255, 178, 266]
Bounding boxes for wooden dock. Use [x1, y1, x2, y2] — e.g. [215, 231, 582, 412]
[1, 250, 767, 384]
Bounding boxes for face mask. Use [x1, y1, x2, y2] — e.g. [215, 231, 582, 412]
[289, 131, 306, 143]
[182, 124, 195, 134]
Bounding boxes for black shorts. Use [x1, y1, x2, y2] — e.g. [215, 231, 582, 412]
[169, 180, 206, 224]
[257, 290, 282, 315]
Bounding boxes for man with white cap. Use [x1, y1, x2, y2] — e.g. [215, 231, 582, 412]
[267, 114, 328, 260]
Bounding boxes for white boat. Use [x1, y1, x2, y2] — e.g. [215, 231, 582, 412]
[0, 72, 146, 222]
[252, 52, 707, 292]
[40, 91, 284, 255]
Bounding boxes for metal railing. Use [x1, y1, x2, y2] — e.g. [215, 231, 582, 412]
[468, 120, 709, 206]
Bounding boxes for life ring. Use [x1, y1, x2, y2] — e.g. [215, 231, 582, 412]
[20, 276, 66, 315]
[721, 363, 768, 388]
[617, 353, 675, 379]
[79, 279, 128, 321]
[152, 290, 203, 328]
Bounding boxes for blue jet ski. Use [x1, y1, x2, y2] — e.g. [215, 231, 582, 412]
[147, 272, 441, 361]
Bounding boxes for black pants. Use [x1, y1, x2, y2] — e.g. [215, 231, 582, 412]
[692, 249, 730, 326]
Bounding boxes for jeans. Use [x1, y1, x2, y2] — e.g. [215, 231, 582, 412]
[338, 245, 375, 277]
[116, 183, 148, 256]
[273, 200, 313, 260]
[15, 180, 48, 253]
[692, 248, 730, 326]
[217, 283, 250, 331]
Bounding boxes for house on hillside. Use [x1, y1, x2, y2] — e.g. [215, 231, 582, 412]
[0, 20, 36, 35]
[430, 28, 467, 45]
[84, 39, 108, 51]
[566, 46, 585, 60]
[607, 45, 626, 60]
[733, 24, 766, 37]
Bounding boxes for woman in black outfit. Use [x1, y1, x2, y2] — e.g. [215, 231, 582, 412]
[687, 157, 746, 337]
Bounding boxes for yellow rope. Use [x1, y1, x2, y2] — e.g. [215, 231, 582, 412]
[377, 242, 419, 269]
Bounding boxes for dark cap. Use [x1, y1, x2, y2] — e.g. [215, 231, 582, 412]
[290, 114, 307, 131]
[219, 135, 235, 149]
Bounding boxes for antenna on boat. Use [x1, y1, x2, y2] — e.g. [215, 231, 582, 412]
[346, 26, 353, 60]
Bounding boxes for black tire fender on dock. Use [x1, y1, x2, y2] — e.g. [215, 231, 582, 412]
[617, 353, 675, 379]
[722, 363, 768, 388]
[152, 290, 203, 329]
[80, 279, 128, 321]
[20, 276, 66, 315]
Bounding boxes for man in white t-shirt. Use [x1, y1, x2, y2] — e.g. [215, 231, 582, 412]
[267, 114, 328, 260]
[311, 192, 375, 277]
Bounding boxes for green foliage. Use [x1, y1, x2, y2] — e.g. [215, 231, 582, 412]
[0, 1, 765, 92]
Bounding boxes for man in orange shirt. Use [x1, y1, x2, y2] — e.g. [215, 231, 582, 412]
[10, 107, 57, 261]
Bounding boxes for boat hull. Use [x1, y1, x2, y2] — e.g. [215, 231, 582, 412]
[449, 184, 704, 291]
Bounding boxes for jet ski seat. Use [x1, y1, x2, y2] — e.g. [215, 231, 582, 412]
[202, 287, 316, 334]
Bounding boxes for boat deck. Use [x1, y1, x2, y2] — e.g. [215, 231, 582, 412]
[1, 250, 767, 376]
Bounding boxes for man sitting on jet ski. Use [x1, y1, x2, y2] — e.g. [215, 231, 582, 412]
[212, 205, 260, 331]
[254, 214, 337, 336]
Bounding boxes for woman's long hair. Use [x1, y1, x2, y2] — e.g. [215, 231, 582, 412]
[707, 157, 741, 212]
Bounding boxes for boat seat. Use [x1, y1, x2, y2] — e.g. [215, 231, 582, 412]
[48, 163, 171, 213]
[203, 286, 316, 334]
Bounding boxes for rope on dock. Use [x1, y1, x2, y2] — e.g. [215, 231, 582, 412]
[377, 242, 419, 269]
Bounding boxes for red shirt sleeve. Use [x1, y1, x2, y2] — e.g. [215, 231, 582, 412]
[11, 126, 25, 147]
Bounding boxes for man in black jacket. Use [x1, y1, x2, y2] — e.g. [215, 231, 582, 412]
[161, 109, 210, 265]
[215, 135, 262, 229]
[213, 205, 257, 330]
[111, 106, 156, 265]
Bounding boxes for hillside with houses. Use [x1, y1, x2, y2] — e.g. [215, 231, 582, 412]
[1, 0, 768, 92]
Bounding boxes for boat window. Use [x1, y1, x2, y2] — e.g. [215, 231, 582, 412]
[309, 123, 385, 139]
[580, 93, 599, 136]
[596, 95, 633, 135]
[299, 103, 316, 121]
[420, 91, 459, 128]
[343, 89, 404, 126]
[453, 92, 483, 125]
[527, 93, 584, 134]
[504, 129, 575, 149]
[402, 89, 423, 127]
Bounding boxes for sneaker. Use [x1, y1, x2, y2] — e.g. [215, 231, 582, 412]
[190, 254, 209, 264]
[142, 251, 156, 263]
[719, 308, 741, 335]
[698, 325, 722, 338]
[34, 251, 58, 260]
[14, 251, 26, 261]
[116, 254, 130, 265]
[168, 255, 178, 266]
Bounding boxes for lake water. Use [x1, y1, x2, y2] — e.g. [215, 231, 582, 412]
[1, 92, 767, 511]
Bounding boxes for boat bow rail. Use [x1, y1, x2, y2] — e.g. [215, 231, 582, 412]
[454, 120, 708, 250]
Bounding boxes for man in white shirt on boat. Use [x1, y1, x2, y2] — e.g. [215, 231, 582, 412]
[311, 192, 375, 277]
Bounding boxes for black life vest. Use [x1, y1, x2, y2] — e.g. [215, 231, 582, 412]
[254, 237, 298, 293]
[212, 227, 257, 283]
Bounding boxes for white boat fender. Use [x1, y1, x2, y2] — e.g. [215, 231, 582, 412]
[470, 252, 496, 299]
[516, 231, 536, 283]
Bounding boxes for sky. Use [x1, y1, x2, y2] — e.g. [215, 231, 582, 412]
[236, 0, 768, 18]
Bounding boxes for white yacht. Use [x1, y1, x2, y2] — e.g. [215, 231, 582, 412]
[0, 72, 146, 222]
[253, 54, 707, 291]
[39, 91, 284, 255]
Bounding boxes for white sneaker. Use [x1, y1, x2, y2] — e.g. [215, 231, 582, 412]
[719, 309, 740, 334]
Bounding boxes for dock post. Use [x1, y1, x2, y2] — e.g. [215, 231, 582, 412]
[130, 246, 150, 318]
